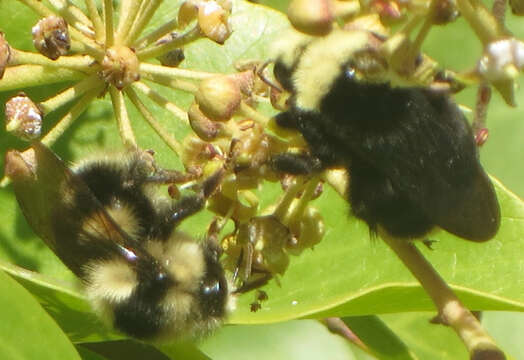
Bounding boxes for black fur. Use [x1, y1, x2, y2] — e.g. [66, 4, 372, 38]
[273, 60, 500, 241]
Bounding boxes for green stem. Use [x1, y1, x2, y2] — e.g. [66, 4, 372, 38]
[135, 18, 179, 49]
[0, 65, 84, 91]
[85, 0, 105, 42]
[381, 234, 505, 359]
[109, 86, 137, 148]
[103, 0, 114, 47]
[140, 72, 199, 93]
[115, 0, 143, 45]
[455, 0, 506, 45]
[139, 62, 216, 81]
[131, 81, 189, 124]
[137, 26, 201, 60]
[273, 178, 305, 223]
[125, 87, 182, 155]
[238, 102, 270, 127]
[39, 75, 101, 114]
[10, 50, 95, 73]
[17, 0, 53, 17]
[125, 0, 164, 45]
[41, 85, 103, 146]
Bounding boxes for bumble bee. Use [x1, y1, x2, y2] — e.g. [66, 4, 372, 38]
[5, 142, 233, 341]
[271, 29, 500, 241]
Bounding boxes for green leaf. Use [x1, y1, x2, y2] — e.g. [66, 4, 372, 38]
[341, 316, 417, 360]
[0, 270, 81, 360]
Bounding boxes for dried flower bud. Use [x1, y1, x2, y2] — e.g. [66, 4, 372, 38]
[32, 16, 70, 60]
[179, 0, 200, 29]
[478, 38, 524, 80]
[4, 149, 36, 182]
[0, 32, 11, 79]
[181, 135, 219, 168]
[477, 38, 524, 106]
[198, 0, 232, 44]
[195, 75, 241, 121]
[100, 46, 140, 90]
[5, 93, 43, 141]
[288, 0, 334, 36]
[188, 103, 226, 141]
[157, 48, 185, 67]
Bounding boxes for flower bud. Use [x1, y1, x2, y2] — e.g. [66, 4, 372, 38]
[195, 75, 241, 121]
[188, 103, 226, 141]
[287, 206, 325, 256]
[198, 0, 232, 44]
[32, 16, 70, 60]
[5, 93, 43, 141]
[178, 0, 200, 29]
[432, 0, 459, 25]
[100, 45, 140, 90]
[0, 32, 11, 79]
[287, 0, 334, 36]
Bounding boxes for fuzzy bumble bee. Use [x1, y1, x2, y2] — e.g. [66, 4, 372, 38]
[271, 29, 500, 242]
[5, 142, 233, 341]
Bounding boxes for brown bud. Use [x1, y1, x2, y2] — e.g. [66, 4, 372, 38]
[287, 0, 334, 36]
[32, 16, 70, 60]
[195, 75, 241, 121]
[100, 46, 140, 90]
[5, 93, 43, 141]
[187, 103, 226, 141]
[432, 0, 459, 25]
[198, 0, 232, 44]
[0, 32, 11, 79]
[157, 48, 185, 67]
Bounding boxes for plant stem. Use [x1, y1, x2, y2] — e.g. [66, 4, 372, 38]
[141, 72, 199, 93]
[10, 50, 95, 73]
[131, 81, 189, 123]
[17, 0, 53, 17]
[135, 18, 179, 49]
[381, 234, 506, 360]
[238, 102, 270, 127]
[125, 87, 182, 155]
[109, 86, 137, 148]
[137, 26, 201, 60]
[125, 0, 164, 45]
[39, 75, 101, 114]
[455, 0, 507, 45]
[85, 0, 105, 42]
[115, 0, 142, 45]
[103, 0, 114, 47]
[40, 86, 102, 147]
[139, 62, 216, 81]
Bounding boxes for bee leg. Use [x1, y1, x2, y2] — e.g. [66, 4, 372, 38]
[146, 168, 200, 185]
[271, 152, 323, 175]
[233, 271, 273, 294]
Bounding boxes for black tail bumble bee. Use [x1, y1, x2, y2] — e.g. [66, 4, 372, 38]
[271, 29, 500, 241]
[5, 142, 233, 341]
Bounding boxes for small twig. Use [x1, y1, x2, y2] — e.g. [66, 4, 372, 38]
[381, 234, 506, 360]
[137, 25, 201, 60]
[139, 62, 216, 81]
[135, 18, 179, 49]
[85, 0, 105, 42]
[103, 0, 114, 47]
[39, 75, 101, 114]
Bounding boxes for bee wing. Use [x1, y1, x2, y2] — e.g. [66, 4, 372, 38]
[6, 142, 143, 276]
[345, 89, 500, 241]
